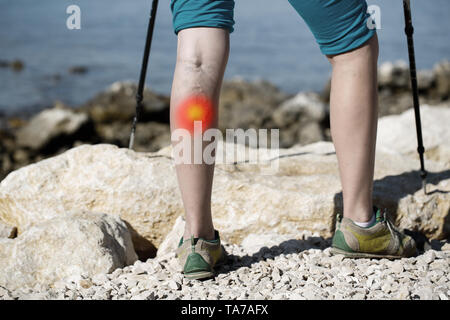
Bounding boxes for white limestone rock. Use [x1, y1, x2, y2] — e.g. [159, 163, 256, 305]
[0, 211, 137, 290]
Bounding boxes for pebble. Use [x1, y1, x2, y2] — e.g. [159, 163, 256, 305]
[352, 292, 366, 300]
[0, 287, 12, 299]
[417, 286, 434, 300]
[341, 267, 354, 276]
[391, 261, 404, 274]
[4, 240, 450, 300]
[79, 279, 92, 289]
[396, 286, 410, 300]
[271, 268, 281, 282]
[302, 290, 319, 300]
[133, 264, 147, 275]
[423, 250, 437, 264]
[168, 280, 181, 291]
[92, 273, 109, 286]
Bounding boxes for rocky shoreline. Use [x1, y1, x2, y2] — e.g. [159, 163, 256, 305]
[0, 60, 449, 300]
[1, 60, 449, 182]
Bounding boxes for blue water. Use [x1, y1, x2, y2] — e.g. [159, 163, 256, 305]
[0, 0, 449, 115]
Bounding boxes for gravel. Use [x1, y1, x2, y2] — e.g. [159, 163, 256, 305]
[1, 237, 449, 300]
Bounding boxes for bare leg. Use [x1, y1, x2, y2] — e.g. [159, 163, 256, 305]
[170, 28, 229, 240]
[327, 34, 379, 223]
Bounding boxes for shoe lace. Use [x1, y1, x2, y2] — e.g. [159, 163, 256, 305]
[190, 235, 196, 253]
[381, 208, 403, 244]
[382, 210, 395, 237]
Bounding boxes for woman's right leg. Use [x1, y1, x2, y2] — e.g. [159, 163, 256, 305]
[170, 27, 230, 241]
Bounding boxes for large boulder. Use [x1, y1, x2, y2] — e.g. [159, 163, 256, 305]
[218, 79, 289, 131]
[272, 92, 328, 147]
[15, 104, 94, 153]
[95, 121, 171, 153]
[374, 106, 450, 239]
[77, 81, 170, 124]
[0, 143, 176, 259]
[0, 128, 16, 181]
[322, 60, 450, 117]
[377, 60, 450, 99]
[376, 105, 450, 165]
[156, 215, 185, 259]
[378, 60, 410, 90]
[0, 211, 137, 290]
[218, 80, 328, 147]
[433, 60, 450, 100]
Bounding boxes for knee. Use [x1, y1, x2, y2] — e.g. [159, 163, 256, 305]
[176, 28, 229, 74]
[177, 52, 204, 73]
[176, 52, 223, 82]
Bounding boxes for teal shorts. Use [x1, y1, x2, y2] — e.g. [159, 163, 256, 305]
[170, 0, 376, 55]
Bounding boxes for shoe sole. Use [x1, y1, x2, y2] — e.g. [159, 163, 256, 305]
[184, 270, 215, 280]
[330, 247, 407, 260]
[182, 247, 228, 280]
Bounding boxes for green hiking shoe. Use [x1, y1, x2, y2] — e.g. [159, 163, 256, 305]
[330, 207, 417, 259]
[175, 230, 227, 280]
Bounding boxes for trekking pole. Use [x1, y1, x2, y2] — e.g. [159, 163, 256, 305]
[129, 0, 159, 149]
[402, 0, 427, 194]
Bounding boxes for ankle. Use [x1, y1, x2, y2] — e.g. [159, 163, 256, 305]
[183, 226, 215, 241]
[344, 205, 375, 224]
[352, 213, 376, 228]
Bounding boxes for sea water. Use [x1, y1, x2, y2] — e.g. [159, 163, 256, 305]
[0, 0, 449, 115]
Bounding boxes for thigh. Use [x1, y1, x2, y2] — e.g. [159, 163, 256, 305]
[170, 0, 235, 35]
[288, 0, 376, 55]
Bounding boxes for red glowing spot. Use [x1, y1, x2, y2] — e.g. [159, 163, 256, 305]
[175, 95, 214, 133]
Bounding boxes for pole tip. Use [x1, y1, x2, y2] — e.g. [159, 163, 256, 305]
[422, 178, 427, 195]
[129, 132, 135, 150]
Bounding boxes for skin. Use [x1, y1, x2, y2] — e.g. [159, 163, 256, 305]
[170, 28, 229, 240]
[327, 34, 379, 223]
[170, 27, 379, 241]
